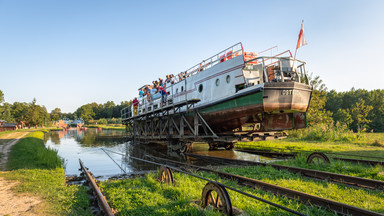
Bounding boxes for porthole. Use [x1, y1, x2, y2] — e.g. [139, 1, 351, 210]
[215, 78, 220, 86]
[176, 88, 179, 94]
[226, 75, 231, 83]
[198, 84, 203, 93]
[181, 86, 184, 92]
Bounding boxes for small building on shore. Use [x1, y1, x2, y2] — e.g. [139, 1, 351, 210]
[0, 122, 18, 132]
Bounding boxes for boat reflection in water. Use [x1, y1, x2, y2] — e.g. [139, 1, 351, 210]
[44, 128, 274, 179]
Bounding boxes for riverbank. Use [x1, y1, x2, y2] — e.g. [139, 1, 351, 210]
[0, 130, 91, 215]
[86, 124, 125, 130]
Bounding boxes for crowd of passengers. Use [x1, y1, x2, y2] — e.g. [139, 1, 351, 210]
[132, 72, 194, 115]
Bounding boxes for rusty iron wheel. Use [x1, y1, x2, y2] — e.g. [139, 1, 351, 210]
[307, 152, 330, 165]
[158, 166, 174, 184]
[201, 182, 232, 216]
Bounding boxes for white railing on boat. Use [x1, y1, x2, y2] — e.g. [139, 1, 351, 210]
[184, 42, 244, 77]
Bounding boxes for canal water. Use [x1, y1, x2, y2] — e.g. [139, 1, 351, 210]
[44, 128, 274, 179]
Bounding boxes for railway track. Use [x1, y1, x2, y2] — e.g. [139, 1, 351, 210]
[101, 148, 306, 216]
[145, 154, 384, 216]
[79, 159, 114, 216]
[186, 153, 384, 190]
[236, 148, 384, 166]
[99, 148, 384, 215]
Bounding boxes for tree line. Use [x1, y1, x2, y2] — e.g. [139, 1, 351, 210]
[0, 91, 49, 127]
[0, 90, 130, 126]
[306, 76, 384, 132]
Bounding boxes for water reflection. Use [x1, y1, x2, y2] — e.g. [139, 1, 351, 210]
[45, 128, 274, 179]
[44, 128, 158, 178]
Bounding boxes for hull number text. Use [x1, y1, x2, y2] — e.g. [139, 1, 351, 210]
[281, 90, 293, 95]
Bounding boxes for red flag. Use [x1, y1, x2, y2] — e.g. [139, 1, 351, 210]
[296, 20, 307, 49]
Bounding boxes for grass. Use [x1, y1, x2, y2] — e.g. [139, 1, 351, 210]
[287, 123, 367, 142]
[100, 169, 343, 216]
[236, 133, 384, 158]
[6, 130, 64, 170]
[0, 130, 91, 215]
[220, 166, 384, 214]
[273, 154, 384, 181]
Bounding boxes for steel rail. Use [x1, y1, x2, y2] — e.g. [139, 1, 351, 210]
[236, 149, 296, 158]
[79, 159, 114, 216]
[101, 148, 306, 216]
[236, 149, 384, 166]
[237, 146, 384, 160]
[333, 157, 384, 166]
[146, 155, 384, 216]
[186, 153, 384, 190]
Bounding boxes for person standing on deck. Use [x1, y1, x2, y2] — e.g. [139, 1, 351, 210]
[132, 97, 139, 115]
[170, 74, 176, 84]
[159, 84, 167, 105]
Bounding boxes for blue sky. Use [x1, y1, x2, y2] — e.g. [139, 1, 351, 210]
[0, 0, 383, 112]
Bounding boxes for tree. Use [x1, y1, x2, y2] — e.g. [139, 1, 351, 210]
[0, 102, 15, 122]
[366, 89, 384, 132]
[333, 109, 353, 127]
[306, 75, 333, 126]
[0, 90, 4, 104]
[350, 99, 373, 132]
[102, 101, 115, 119]
[50, 108, 62, 121]
[76, 104, 95, 123]
[11, 102, 29, 123]
[25, 98, 48, 127]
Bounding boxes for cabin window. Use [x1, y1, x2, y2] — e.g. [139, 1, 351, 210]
[176, 88, 179, 94]
[226, 75, 231, 83]
[198, 84, 203, 93]
[215, 78, 220, 86]
[181, 86, 184, 92]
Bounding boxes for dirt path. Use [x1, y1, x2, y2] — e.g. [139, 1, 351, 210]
[0, 131, 42, 215]
[0, 132, 29, 171]
[0, 177, 41, 216]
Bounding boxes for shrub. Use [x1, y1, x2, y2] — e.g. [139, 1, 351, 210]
[288, 122, 366, 142]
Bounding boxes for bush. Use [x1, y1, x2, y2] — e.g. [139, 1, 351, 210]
[288, 122, 366, 142]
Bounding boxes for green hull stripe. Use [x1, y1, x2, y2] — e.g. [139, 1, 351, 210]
[201, 92, 263, 114]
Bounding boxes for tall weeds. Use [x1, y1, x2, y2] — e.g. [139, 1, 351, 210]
[288, 122, 366, 142]
[7, 131, 64, 170]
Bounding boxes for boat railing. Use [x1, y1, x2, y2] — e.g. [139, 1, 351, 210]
[121, 107, 132, 120]
[184, 42, 244, 77]
[245, 54, 308, 84]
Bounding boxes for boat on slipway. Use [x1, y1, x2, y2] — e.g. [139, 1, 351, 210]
[121, 42, 312, 152]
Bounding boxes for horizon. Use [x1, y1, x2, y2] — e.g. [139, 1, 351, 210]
[1, 0, 383, 113]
